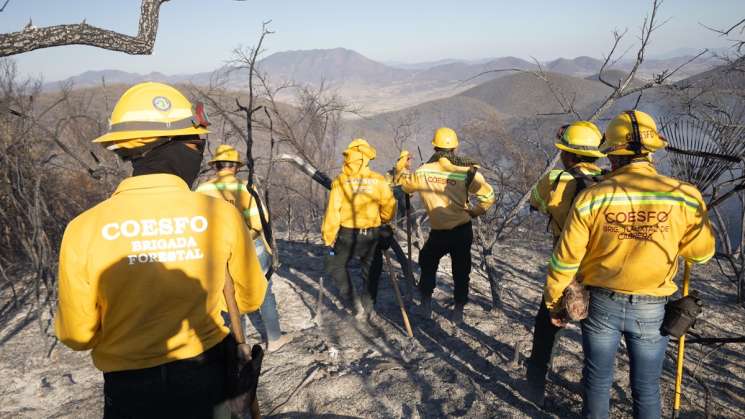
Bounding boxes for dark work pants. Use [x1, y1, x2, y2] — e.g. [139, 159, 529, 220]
[418, 221, 473, 304]
[526, 302, 562, 391]
[103, 337, 229, 419]
[327, 227, 380, 311]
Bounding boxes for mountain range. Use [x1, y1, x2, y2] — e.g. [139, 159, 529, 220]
[45, 47, 722, 94]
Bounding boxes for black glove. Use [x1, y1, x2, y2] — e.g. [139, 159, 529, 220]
[378, 225, 394, 250]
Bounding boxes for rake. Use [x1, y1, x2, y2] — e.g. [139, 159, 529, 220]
[659, 117, 745, 418]
[660, 116, 745, 196]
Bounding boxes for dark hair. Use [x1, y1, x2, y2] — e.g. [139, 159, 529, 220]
[575, 154, 599, 163]
[215, 161, 239, 171]
[608, 154, 647, 168]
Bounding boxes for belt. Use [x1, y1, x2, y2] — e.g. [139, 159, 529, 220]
[588, 286, 669, 303]
[339, 226, 379, 235]
[104, 335, 229, 381]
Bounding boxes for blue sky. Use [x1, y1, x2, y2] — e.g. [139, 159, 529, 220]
[2, 0, 742, 81]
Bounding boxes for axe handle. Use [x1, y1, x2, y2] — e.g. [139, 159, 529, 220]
[384, 251, 414, 337]
[405, 194, 413, 270]
[672, 260, 692, 417]
[224, 271, 262, 419]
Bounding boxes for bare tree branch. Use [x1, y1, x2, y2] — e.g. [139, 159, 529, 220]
[494, 0, 679, 238]
[0, 0, 170, 57]
[0, 0, 10, 13]
[701, 18, 745, 37]
[598, 28, 628, 88]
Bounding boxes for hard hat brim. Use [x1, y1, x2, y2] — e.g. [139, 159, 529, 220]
[431, 140, 458, 149]
[208, 158, 244, 165]
[555, 142, 605, 158]
[93, 127, 210, 143]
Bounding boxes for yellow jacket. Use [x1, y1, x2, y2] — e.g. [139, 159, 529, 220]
[400, 158, 495, 230]
[530, 162, 604, 238]
[385, 156, 410, 186]
[55, 174, 267, 372]
[322, 147, 396, 246]
[544, 160, 716, 311]
[195, 171, 272, 255]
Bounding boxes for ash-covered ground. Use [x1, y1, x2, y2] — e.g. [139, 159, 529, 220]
[2, 233, 744, 418]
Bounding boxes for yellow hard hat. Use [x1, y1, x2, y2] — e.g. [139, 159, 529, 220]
[209, 144, 243, 165]
[432, 127, 458, 149]
[345, 138, 376, 160]
[554, 121, 605, 158]
[397, 150, 411, 161]
[93, 82, 210, 150]
[600, 110, 667, 155]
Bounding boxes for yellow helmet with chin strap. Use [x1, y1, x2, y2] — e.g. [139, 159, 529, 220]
[93, 82, 210, 153]
[600, 110, 667, 155]
[209, 144, 243, 165]
[554, 121, 605, 158]
[432, 127, 458, 149]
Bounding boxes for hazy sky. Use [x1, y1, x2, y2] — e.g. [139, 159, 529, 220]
[2, 0, 742, 81]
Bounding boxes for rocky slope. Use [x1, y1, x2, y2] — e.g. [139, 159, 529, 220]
[1, 232, 744, 418]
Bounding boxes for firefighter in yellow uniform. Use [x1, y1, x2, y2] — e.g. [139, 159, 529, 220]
[525, 121, 606, 404]
[322, 139, 397, 319]
[196, 144, 288, 352]
[369, 150, 414, 305]
[54, 82, 267, 418]
[400, 127, 496, 322]
[544, 110, 715, 418]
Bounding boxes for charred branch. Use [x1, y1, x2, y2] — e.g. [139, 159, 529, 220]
[0, 0, 169, 57]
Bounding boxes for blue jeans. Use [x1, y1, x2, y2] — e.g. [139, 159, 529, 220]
[581, 288, 669, 419]
[243, 239, 282, 342]
[242, 279, 282, 343]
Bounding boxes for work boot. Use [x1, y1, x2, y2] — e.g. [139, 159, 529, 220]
[418, 296, 432, 319]
[452, 302, 465, 324]
[266, 334, 291, 353]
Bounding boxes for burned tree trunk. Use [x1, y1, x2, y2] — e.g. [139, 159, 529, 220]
[0, 0, 169, 57]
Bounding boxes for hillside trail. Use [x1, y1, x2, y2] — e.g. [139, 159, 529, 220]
[1, 233, 745, 418]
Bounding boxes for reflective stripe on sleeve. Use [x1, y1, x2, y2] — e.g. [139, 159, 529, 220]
[242, 207, 261, 218]
[549, 254, 580, 273]
[196, 182, 248, 192]
[687, 249, 715, 264]
[477, 190, 495, 202]
[531, 186, 547, 212]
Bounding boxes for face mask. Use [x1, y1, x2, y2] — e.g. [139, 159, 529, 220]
[132, 139, 204, 187]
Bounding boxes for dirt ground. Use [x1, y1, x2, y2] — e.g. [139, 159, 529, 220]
[2, 232, 745, 418]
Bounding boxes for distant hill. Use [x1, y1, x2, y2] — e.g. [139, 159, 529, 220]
[545, 56, 604, 76]
[256, 48, 412, 85]
[348, 95, 509, 163]
[411, 56, 537, 84]
[384, 58, 465, 70]
[459, 71, 611, 117]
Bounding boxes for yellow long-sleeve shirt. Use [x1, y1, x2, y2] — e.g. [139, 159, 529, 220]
[530, 162, 604, 238]
[195, 171, 272, 255]
[544, 160, 715, 311]
[400, 158, 495, 230]
[55, 174, 267, 372]
[322, 148, 396, 246]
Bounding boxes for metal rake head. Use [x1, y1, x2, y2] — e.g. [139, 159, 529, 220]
[660, 117, 745, 191]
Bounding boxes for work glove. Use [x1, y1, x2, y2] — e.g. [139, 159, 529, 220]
[378, 225, 394, 250]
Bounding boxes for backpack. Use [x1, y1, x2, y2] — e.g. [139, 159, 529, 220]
[546, 166, 607, 238]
